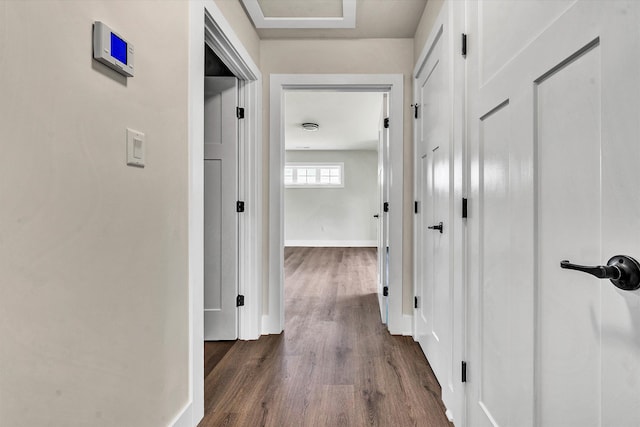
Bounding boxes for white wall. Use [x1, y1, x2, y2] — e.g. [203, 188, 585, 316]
[212, 0, 261, 66]
[413, 0, 445, 63]
[285, 150, 378, 246]
[0, 2, 189, 426]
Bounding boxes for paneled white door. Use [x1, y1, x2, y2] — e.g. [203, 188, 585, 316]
[204, 76, 239, 341]
[414, 8, 456, 417]
[466, 1, 640, 425]
[378, 94, 390, 323]
[377, 130, 386, 323]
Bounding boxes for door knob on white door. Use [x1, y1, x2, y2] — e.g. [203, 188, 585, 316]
[560, 255, 640, 291]
[428, 222, 443, 233]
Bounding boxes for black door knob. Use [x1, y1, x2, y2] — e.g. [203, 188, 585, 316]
[427, 222, 443, 234]
[560, 255, 640, 291]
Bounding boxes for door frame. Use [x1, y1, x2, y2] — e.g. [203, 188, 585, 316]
[267, 74, 406, 335]
[412, 0, 466, 424]
[182, 2, 262, 426]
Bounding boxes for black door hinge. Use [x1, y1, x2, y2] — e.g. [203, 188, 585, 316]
[236, 201, 245, 212]
[383, 202, 389, 213]
[414, 296, 419, 309]
[236, 295, 245, 307]
[414, 201, 419, 214]
[462, 33, 467, 58]
[383, 286, 389, 297]
[462, 198, 468, 219]
[384, 117, 390, 128]
[462, 361, 467, 382]
[236, 107, 245, 119]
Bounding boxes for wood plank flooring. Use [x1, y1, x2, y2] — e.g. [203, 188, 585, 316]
[200, 247, 453, 427]
[204, 341, 236, 379]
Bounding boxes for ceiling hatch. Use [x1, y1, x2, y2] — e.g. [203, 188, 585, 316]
[242, 0, 357, 28]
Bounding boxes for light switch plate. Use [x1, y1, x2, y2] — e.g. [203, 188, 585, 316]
[126, 128, 145, 167]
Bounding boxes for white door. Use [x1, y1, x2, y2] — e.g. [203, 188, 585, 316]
[204, 76, 239, 341]
[414, 13, 456, 416]
[377, 94, 390, 323]
[376, 129, 386, 323]
[466, 1, 640, 425]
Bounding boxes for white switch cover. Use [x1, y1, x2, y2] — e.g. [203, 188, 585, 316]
[126, 128, 145, 167]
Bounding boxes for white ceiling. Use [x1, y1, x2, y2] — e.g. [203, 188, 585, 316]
[285, 91, 384, 151]
[243, 0, 428, 39]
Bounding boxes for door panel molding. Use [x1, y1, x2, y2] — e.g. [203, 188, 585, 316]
[535, 42, 602, 424]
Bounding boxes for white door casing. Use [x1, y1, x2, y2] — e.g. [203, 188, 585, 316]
[204, 76, 239, 340]
[415, 152, 429, 340]
[268, 74, 405, 335]
[466, 1, 640, 426]
[413, 1, 466, 423]
[185, 2, 262, 425]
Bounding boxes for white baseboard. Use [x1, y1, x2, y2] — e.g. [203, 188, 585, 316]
[285, 240, 377, 247]
[402, 314, 413, 336]
[169, 401, 193, 427]
[261, 314, 282, 335]
[445, 409, 454, 423]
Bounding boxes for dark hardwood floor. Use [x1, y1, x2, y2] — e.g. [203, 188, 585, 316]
[200, 247, 452, 427]
[204, 341, 236, 379]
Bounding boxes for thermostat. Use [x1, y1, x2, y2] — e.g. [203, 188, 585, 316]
[93, 21, 134, 77]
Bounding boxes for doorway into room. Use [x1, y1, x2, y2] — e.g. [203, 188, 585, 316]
[268, 74, 406, 336]
[282, 91, 387, 327]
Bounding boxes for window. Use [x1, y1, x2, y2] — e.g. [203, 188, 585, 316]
[284, 163, 344, 188]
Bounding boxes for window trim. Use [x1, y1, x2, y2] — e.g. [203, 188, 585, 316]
[284, 162, 345, 188]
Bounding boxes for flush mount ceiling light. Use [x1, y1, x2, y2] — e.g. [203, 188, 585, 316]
[301, 122, 319, 131]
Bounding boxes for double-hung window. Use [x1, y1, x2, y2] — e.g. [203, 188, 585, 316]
[284, 163, 344, 188]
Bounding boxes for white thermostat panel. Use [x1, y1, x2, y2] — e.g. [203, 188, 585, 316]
[93, 21, 134, 77]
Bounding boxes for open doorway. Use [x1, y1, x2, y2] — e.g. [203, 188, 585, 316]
[185, 4, 263, 423]
[267, 74, 406, 337]
[202, 45, 240, 388]
[282, 91, 386, 326]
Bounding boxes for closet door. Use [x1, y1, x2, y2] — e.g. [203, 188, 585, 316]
[204, 76, 239, 341]
[466, 1, 640, 425]
[413, 1, 465, 421]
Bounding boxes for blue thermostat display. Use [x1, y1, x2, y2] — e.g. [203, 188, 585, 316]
[110, 32, 127, 65]
[93, 21, 134, 77]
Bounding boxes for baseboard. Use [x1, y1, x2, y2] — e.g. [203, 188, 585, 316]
[402, 314, 413, 336]
[169, 401, 193, 427]
[285, 240, 377, 247]
[261, 314, 282, 335]
[445, 409, 454, 423]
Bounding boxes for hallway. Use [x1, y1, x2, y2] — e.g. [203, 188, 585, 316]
[200, 247, 452, 426]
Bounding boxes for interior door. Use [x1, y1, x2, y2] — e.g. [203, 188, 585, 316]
[204, 76, 238, 341]
[466, 1, 640, 425]
[414, 18, 455, 416]
[377, 128, 386, 323]
[377, 94, 390, 323]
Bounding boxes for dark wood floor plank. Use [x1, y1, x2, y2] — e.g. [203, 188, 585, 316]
[199, 247, 452, 427]
[204, 340, 236, 379]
